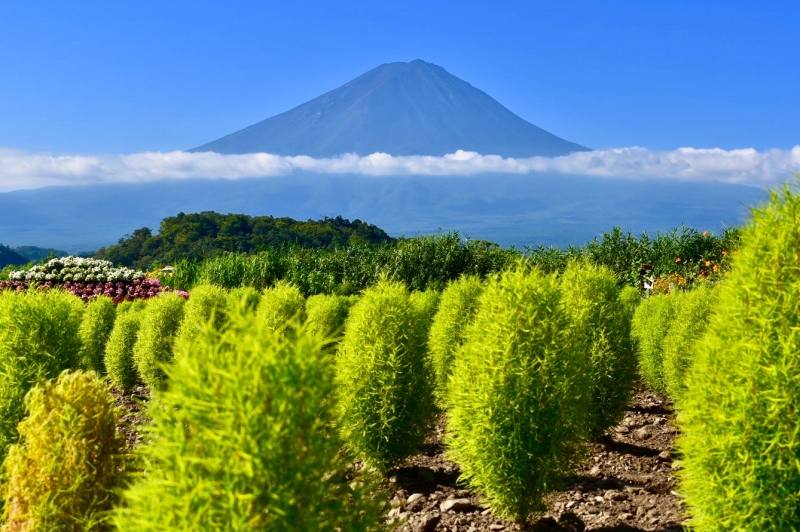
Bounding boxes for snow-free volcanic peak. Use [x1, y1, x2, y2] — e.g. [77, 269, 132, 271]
[191, 60, 589, 158]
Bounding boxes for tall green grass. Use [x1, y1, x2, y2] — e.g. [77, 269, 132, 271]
[383, 233, 516, 292]
[162, 232, 516, 294]
[196, 249, 286, 289]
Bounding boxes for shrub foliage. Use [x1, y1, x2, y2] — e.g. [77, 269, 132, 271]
[336, 280, 435, 472]
[661, 283, 717, 402]
[444, 266, 589, 524]
[78, 295, 117, 373]
[115, 306, 380, 531]
[256, 281, 306, 335]
[630, 293, 677, 394]
[104, 306, 145, 392]
[226, 285, 261, 313]
[427, 275, 484, 407]
[175, 283, 228, 346]
[559, 261, 637, 438]
[2, 370, 129, 530]
[677, 182, 800, 530]
[132, 293, 186, 391]
[409, 289, 441, 346]
[0, 289, 84, 463]
[304, 294, 353, 342]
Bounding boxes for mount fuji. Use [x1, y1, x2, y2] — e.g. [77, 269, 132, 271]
[0, 61, 764, 253]
[191, 59, 588, 158]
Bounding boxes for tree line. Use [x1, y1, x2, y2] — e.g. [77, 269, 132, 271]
[93, 212, 394, 270]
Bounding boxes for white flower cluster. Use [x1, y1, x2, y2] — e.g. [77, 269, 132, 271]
[8, 256, 146, 283]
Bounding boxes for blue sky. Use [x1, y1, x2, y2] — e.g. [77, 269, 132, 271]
[0, 1, 798, 190]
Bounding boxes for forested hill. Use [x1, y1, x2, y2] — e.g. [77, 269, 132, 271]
[94, 212, 394, 269]
[0, 244, 28, 269]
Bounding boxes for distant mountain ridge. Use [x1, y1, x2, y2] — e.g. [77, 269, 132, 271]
[0, 244, 27, 269]
[0, 173, 765, 253]
[191, 60, 589, 158]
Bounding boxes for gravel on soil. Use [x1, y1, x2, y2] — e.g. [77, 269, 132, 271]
[383, 389, 688, 532]
[111, 385, 688, 531]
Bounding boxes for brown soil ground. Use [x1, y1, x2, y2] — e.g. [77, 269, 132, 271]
[384, 388, 687, 532]
[111, 383, 151, 451]
[112, 386, 687, 531]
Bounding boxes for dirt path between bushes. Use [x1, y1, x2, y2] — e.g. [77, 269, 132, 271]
[384, 389, 687, 532]
[113, 386, 687, 531]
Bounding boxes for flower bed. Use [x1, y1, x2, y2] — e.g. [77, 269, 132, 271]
[1, 257, 188, 303]
[8, 257, 145, 283]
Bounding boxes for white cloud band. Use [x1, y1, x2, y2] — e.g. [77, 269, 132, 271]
[1, 146, 799, 192]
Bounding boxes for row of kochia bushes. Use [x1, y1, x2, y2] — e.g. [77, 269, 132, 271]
[0, 260, 639, 528]
[632, 283, 718, 402]
[3, 176, 799, 530]
[627, 181, 800, 531]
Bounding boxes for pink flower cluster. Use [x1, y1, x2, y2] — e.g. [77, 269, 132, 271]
[0, 278, 189, 304]
[0, 280, 27, 292]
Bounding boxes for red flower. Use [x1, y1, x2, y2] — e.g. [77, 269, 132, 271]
[675, 257, 682, 264]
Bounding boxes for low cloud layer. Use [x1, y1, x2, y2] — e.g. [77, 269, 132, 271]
[1, 146, 799, 192]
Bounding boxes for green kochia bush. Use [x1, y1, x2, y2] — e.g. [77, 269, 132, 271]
[104, 306, 146, 392]
[256, 281, 306, 334]
[78, 295, 117, 373]
[2, 370, 129, 531]
[618, 285, 641, 379]
[677, 183, 800, 531]
[445, 266, 589, 524]
[0, 289, 85, 464]
[175, 283, 228, 346]
[559, 261, 637, 438]
[617, 285, 641, 324]
[132, 293, 185, 391]
[409, 289, 441, 339]
[116, 299, 147, 315]
[304, 294, 353, 341]
[227, 285, 261, 313]
[115, 306, 380, 531]
[630, 292, 677, 394]
[336, 280, 436, 472]
[661, 283, 717, 402]
[428, 275, 484, 407]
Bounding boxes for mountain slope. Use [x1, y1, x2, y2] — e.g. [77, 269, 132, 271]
[0, 244, 28, 268]
[191, 60, 588, 158]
